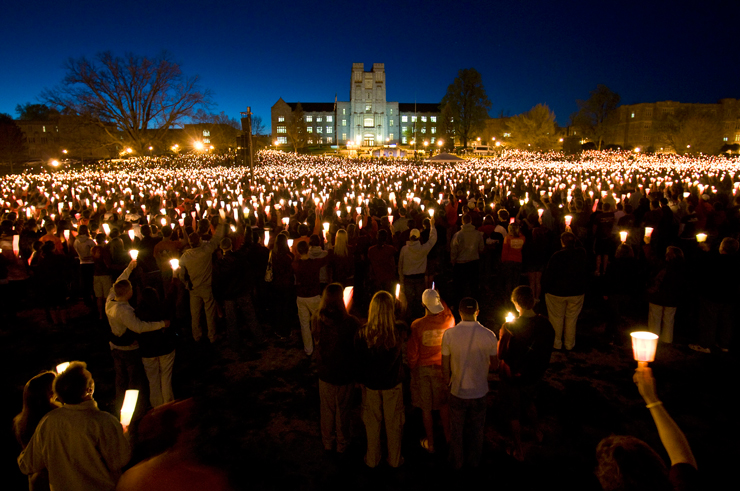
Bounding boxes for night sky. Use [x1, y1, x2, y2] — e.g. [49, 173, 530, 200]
[1, 0, 735, 127]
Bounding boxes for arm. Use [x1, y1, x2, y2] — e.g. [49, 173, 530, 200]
[634, 367, 697, 469]
[421, 226, 438, 253]
[107, 260, 137, 303]
[101, 416, 132, 473]
[203, 222, 226, 254]
[17, 430, 44, 475]
[119, 307, 167, 333]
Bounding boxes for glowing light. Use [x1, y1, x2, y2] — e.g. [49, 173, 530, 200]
[120, 390, 139, 426]
[170, 258, 180, 270]
[620, 231, 628, 243]
[644, 227, 653, 238]
[630, 331, 659, 365]
[505, 312, 516, 323]
[55, 362, 70, 374]
[343, 286, 353, 309]
[696, 233, 707, 243]
[129, 250, 139, 260]
[395, 283, 401, 299]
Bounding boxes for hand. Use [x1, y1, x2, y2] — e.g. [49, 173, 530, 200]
[698, 242, 710, 252]
[163, 320, 171, 328]
[633, 366, 660, 405]
[129, 260, 137, 269]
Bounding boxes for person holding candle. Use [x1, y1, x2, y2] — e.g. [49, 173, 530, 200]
[355, 291, 405, 468]
[498, 286, 554, 461]
[398, 226, 437, 323]
[73, 224, 97, 308]
[501, 222, 526, 301]
[312, 283, 361, 454]
[293, 240, 333, 356]
[18, 361, 131, 491]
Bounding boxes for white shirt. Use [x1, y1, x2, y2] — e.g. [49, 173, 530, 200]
[18, 400, 131, 491]
[442, 320, 498, 399]
[105, 264, 165, 350]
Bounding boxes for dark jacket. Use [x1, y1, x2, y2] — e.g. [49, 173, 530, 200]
[313, 311, 361, 386]
[354, 322, 404, 390]
[542, 246, 588, 297]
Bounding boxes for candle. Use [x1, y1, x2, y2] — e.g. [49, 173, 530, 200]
[120, 389, 139, 427]
[564, 215, 572, 226]
[160, 217, 167, 226]
[128, 230, 135, 241]
[129, 250, 139, 260]
[55, 362, 70, 374]
[505, 312, 516, 323]
[264, 230, 270, 247]
[630, 331, 659, 366]
[644, 227, 653, 238]
[343, 286, 353, 309]
[282, 217, 290, 226]
[102, 223, 110, 236]
[620, 231, 628, 243]
[696, 233, 707, 243]
[429, 208, 435, 218]
[288, 239, 294, 248]
[170, 258, 179, 270]
[395, 283, 401, 299]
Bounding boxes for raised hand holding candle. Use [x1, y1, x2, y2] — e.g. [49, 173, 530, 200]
[630, 331, 659, 367]
[170, 258, 179, 270]
[620, 231, 628, 243]
[505, 312, 516, 323]
[120, 390, 139, 427]
[129, 250, 139, 260]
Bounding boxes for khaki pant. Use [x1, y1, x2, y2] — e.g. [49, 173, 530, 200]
[190, 290, 217, 343]
[545, 293, 584, 350]
[319, 380, 353, 452]
[361, 383, 404, 468]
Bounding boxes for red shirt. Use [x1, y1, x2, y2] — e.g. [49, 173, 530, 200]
[408, 302, 455, 368]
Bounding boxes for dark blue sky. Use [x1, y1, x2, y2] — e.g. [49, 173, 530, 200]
[2, 0, 735, 127]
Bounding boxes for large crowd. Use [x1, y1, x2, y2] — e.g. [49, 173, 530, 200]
[5, 148, 736, 489]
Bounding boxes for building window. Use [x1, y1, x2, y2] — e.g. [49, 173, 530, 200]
[342, 133, 347, 140]
[278, 116, 285, 122]
[431, 137, 435, 143]
[342, 119, 347, 126]
[364, 118, 374, 127]
[308, 139, 313, 145]
[389, 133, 394, 140]
[402, 126, 407, 133]
[327, 137, 332, 143]
[306, 115, 313, 122]
[365, 79, 372, 89]
[646, 109, 653, 118]
[204, 138, 210, 143]
[735, 134, 740, 142]
[365, 105, 372, 112]
[390, 109, 393, 115]
[389, 119, 394, 126]
[724, 137, 729, 141]
[411, 116, 417, 122]
[343, 108, 346, 115]
[421, 128, 427, 134]
[277, 126, 286, 134]
[631, 112, 635, 118]
[277, 136, 287, 144]
[306, 127, 312, 133]
[402, 137, 407, 144]
[202, 130, 210, 137]
[503, 132, 511, 137]
[317, 117, 323, 122]
[431, 127, 436, 134]
[317, 127, 323, 133]
[421, 116, 427, 122]
[402, 116, 408, 122]
[327, 116, 332, 122]
[326, 126, 332, 133]
[43, 126, 46, 132]
[431, 116, 436, 122]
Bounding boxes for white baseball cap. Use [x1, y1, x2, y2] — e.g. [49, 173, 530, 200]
[422, 289, 444, 314]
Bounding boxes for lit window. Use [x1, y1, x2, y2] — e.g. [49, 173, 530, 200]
[278, 116, 285, 122]
[390, 109, 393, 115]
[203, 130, 210, 137]
[402, 126, 407, 133]
[364, 118, 374, 127]
[327, 137, 333, 143]
[431, 116, 436, 122]
[412, 116, 417, 122]
[421, 116, 427, 122]
[308, 139, 313, 144]
[317, 127, 323, 133]
[342, 119, 347, 126]
[326, 126, 332, 133]
[277, 136, 287, 144]
[735, 135, 740, 142]
[365, 105, 372, 112]
[306, 115, 313, 122]
[402, 137, 407, 144]
[342, 133, 347, 140]
[43, 126, 46, 132]
[431, 127, 436, 134]
[724, 137, 729, 141]
[327, 116, 332, 122]
[343, 108, 346, 115]
[317, 117, 323, 122]
[306, 127, 312, 133]
[277, 126, 286, 134]
[421, 128, 426, 133]
[402, 116, 408, 122]
[389, 133, 394, 140]
[631, 112, 635, 118]
[389, 119, 394, 126]
[204, 138, 210, 143]
[431, 137, 435, 143]
[503, 132, 511, 137]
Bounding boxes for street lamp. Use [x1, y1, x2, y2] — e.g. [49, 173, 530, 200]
[148, 146, 153, 156]
[194, 141, 204, 151]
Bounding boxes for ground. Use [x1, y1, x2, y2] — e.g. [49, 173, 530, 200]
[1, 276, 734, 490]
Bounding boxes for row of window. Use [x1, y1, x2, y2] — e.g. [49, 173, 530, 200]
[401, 126, 436, 134]
[401, 116, 436, 123]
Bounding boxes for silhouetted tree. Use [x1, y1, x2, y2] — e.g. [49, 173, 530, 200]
[440, 68, 491, 149]
[571, 85, 620, 150]
[506, 104, 558, 151]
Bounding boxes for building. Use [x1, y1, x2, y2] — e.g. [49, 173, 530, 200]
[604, 99, 740, 152]
[271, 63, 441, 149]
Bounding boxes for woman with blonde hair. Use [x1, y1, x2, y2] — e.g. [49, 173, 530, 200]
[312, 283, 361, 454]
[355, 291, 405, 468]
[331, 228, 354, 287]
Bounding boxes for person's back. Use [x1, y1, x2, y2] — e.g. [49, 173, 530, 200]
[498, 314, 554, 385]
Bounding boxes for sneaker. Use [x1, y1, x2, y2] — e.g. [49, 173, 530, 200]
[689, 344, 711, 354]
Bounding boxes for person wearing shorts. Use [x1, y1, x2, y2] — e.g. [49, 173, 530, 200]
[408, 289, 455, 454]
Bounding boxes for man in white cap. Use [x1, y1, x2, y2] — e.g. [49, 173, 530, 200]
[408, 289, 455, 454]
[398, 226, 437, 321]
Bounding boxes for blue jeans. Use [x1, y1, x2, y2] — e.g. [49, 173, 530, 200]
[448, 394, 487, 469]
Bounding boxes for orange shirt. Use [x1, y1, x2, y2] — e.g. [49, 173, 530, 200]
[408, 302, 455, 368]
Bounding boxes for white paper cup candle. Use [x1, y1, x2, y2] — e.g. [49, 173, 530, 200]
[620, 231, 628, 243]
[129, 250, 139, 260]
[564, 215, 572, 226]
[170, 258, 179, 270]
[343, 286, 353, 309]
[56, 362, 70, 374]
[120, 390, 139, 426]
[505, 312, 516, 323]
[395, 283, 401, 299]
[630, 331, 659, 366]
[645, 227, 653, 238]
[696, 233, 707, 243]
[128, 230, 135, 241]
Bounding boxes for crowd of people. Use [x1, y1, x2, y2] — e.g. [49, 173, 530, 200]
[4, 148, 731, 489]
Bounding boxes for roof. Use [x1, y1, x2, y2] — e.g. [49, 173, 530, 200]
[398, 103, 441, 113]
[424, 153, 466, 163]
[286, 102, 336, 112]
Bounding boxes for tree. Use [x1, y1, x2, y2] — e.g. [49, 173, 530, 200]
[652, 107, 723, 155]
[440, 68, 491, 149]
[251, 116, 265, 136]
[505, 104, 558, 151]
[0, 113, 27, 170]
[15, 103, 60, 121]
[42, 51, 211, 154]
[571, 85, 620, 150]
[191, 110, 240, 152]
[285, 103, 307, 153]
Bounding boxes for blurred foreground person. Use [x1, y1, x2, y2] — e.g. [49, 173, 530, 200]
[13, 371, 60, 491]
[595, 367, 698, 490]
[18, 362, 131, 491]
[312, 283, 361, 454]
[355, 291, 405, 468]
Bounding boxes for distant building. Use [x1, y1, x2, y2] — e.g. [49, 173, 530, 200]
[604, 99, 740, 151]
[271, 63, 441, 149]
[15, 118, 115, 160]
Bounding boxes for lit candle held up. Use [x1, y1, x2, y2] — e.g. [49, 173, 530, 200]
[620, 231, 628, 243]
[564, 215, 572, 227]
[56, 362, 70, 374]
[129, 250, 139, 261]
[696, 233, 707, 243]
[128, 230, 135, 241]
[120, 389, 139, 427]
[169, 258, 179, 270]
[630, 331, 659, 367]
[343, 286, 353, 309]
[505, 312, 516, 323]
[395, 283, 401, 299]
